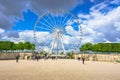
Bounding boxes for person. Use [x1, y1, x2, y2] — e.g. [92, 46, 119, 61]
[82, 57, 85, 64]
[78, 57, 80, 61]
[114, 57, 116, 64]
[16, 54, 20, 63]
[32, 56, 36, 60]
[44, 53, 48, 60]
[81, 55, 85, 64]
[36, 54, 39, 61]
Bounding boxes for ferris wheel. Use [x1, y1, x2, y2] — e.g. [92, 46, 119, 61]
[34, 9, 82, 56]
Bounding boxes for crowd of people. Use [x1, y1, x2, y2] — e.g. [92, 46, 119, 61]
[16, 53, 86, 64]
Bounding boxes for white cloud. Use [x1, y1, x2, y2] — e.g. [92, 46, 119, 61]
[19, 30, 51, 43]
[0, 28, 4, 34]
[65, 26, 80, 36]
[111, 0, 120, 5]
[116, 37, 120, 41]
[78, 2, 120, 43]
[90, 2, 108, 12]
[114, 22, 120, 31]
[78, 14, 90, 19]
[19, 30, 34, 42]
[66, 20, 74, 25]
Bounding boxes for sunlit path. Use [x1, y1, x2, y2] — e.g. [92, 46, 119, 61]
[0, 60, 120, 80]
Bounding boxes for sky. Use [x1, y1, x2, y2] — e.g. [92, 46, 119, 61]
[0, 0, 120, 51]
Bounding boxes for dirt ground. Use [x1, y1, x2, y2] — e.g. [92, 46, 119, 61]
[0, 59, 120, 80]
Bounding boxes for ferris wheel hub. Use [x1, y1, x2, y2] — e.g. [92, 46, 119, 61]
[55, 29, 61, 33]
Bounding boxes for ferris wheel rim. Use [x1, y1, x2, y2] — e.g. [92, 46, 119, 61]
[34, 9, 83, 53]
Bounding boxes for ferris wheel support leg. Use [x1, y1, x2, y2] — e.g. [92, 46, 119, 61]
[48, 37, 56, 56]
[60, 37, 66, 55]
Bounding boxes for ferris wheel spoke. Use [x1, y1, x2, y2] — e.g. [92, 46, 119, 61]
[61, 14, 68, 26]
[37, 21, 54, 32]
[50, 10, 57, 27]
[41, 39, 51, 52]
[46, 15, 57, 31]
[39, 34, 53, 51]
[46, 11, 56, 28]
[58, 10, 65, 27]
[35, 26, 53, 31]
[56, 9, 59, 26]
[62, 15, 73, 28]
[42, 16, 55, 29]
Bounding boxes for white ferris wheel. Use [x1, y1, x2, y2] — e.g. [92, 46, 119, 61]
[34, 9, 82, 56]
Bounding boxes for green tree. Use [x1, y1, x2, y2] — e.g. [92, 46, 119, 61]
[60, 52, 65, 55]
[92, 43, 120, 52]
[17, 42, 24, 50]
[24, 41, 32, 50]
[80, 42, 93, 52]
[0, 41, 14, 52]
[67, 51, 74, 59]
[31, 44, 35, 51]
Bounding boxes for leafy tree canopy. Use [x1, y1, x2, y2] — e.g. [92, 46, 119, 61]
[80, 42, 120, 52]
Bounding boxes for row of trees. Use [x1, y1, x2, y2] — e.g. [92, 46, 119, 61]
[80, 42, 120, 52]
[0, 41, 35, 52]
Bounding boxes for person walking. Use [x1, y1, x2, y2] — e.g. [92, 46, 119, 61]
[16, 54, 20, 63]
[81, 55, 85, 64]
[78, 57, 80, 61]
[36, 54, 39, 62]
[82, 57, 85, 64]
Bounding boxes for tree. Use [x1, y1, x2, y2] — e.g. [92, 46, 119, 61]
[0, 41, 14, 52]
[24, 41, 32, 50]
[0, 41, 35, 52]
[80, 42, 93, 52]
[60, 52, 65, 55]
[67, 51, 74, 59]
[17, 42, 24, 50]
[31, 44, 35, 51]
[92, 43, 120, 52]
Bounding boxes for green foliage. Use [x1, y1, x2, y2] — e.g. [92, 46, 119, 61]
[24, 42, 32, 50]
[67, 51, 74, 59]
[0, 41, 35, 51]
[60, 52, 65, 55]
[80, 42, 93, 51]
[17, 42, 24, 50]
[80, 42, 120, 52]
[31, 44, 35, 51]
[0, 41, 14, 51]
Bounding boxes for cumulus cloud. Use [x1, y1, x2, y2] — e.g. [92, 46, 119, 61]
[30, 0, 80, 14]
[0, 28, 4, 34]
[0, 0, 80, 30]
[65, 26, 80, 36]
[111, 0, 120, 5]
[0, 28, 4, 39]
[3, 31, 19, 38]
[0, 0, 28, 29]
[78, 1, 120, 43]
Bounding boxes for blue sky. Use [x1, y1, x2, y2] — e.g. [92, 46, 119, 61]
[0, 0, 120, 51]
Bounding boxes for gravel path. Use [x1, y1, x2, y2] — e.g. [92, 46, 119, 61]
[0, 59, 120, 80]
